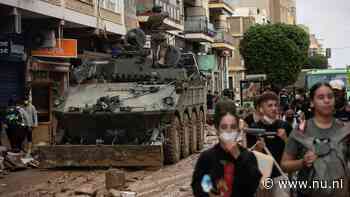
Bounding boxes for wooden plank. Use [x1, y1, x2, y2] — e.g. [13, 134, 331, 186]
[37, 145, 163, 168]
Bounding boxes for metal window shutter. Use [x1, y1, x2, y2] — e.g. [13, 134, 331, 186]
[0, 63, 24, 107]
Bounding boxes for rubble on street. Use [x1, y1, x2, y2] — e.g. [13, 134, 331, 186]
[0, 146, 40, 176]
[0, 126, 218, 197]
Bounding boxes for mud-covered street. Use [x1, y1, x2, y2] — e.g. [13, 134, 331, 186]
[0, 127, 218, 197]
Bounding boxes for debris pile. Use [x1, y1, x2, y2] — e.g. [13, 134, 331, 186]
[0, 146, 39, 175]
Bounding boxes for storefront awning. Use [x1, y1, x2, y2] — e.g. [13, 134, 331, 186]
[31, 59, 70, 72]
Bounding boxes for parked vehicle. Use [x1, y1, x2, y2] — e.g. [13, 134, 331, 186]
[38, 15, 206, 168]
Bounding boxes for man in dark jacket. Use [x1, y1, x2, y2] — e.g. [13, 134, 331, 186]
[247, 91, 292, 178]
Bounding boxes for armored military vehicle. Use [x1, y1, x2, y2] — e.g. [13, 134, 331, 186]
[38, 14, 207, 168]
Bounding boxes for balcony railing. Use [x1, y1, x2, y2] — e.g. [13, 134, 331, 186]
[184, 16, 216, 36]
[209, 0, 235, 11]
[214, 31, 234, 45]
[208, 23, 215, 33]
[136, 0, 183, 24]
[155, 0, 183, 24]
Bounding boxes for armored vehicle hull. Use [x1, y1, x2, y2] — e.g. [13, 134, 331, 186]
[37, 22, 207, 168]
[38, 75, 206, 168]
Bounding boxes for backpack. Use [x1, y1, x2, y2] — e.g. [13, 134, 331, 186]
[5, 107, 24, 128]
[291, 119, 350, 196]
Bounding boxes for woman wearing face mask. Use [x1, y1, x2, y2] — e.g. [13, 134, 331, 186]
[281, 82, 350, 197]
[191, 100, 262, 197]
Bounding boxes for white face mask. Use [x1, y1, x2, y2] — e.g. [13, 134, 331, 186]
[219, 131, 241, 142]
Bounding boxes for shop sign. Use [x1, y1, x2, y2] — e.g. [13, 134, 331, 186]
[32, 39, 77, 58]
[0, 34, 25, 61]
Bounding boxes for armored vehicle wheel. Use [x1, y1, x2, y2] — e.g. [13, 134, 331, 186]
[190, 112, 198, 153]
[164, 116, 181, 164]
[197, 111, 205, 150]
[181, 114, 190, 158]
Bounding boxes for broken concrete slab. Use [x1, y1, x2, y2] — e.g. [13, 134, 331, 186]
[105, 169, 125, 190]
[109, 189, 121, 197]
[74, 184, 97, 196]
[109, 189, 137, 197]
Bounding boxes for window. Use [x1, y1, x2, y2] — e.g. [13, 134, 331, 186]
[101, 0, 121, 13]
[229, 77, 233, 90]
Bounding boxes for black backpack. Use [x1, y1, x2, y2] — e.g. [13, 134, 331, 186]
[5, 107, 23, 128]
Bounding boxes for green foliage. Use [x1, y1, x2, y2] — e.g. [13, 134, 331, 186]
[306, 54, 329, 69]
[240, 23, 310, 88]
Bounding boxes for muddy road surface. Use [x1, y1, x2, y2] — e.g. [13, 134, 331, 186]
[0, 126, 218, 197]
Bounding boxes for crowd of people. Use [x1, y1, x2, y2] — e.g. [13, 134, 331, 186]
[193, 79, 350, 197]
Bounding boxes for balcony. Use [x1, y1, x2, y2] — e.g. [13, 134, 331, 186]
[212, 31, 235, 50]
[208, 0, 235, 15]
[228, 16, 255, 37]
[136, 0, 184, 31]
[184, 16, 215, 42]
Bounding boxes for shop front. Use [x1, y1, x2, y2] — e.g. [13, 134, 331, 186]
[0, 33, 26, 108]
[30, 39, 77, 145]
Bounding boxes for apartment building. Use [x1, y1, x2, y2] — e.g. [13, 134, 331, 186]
[223, 0, 296, 99]
[299, 25, 327, 57]
[236, 0, 272, 23]
[208, 0, 235, 92]
[135, 0, 236, 94]
[271, 0, 296, 24]
[183, 0, 215, 92]
[236, 0, 296, 24]
[228, 12, 256, 99]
